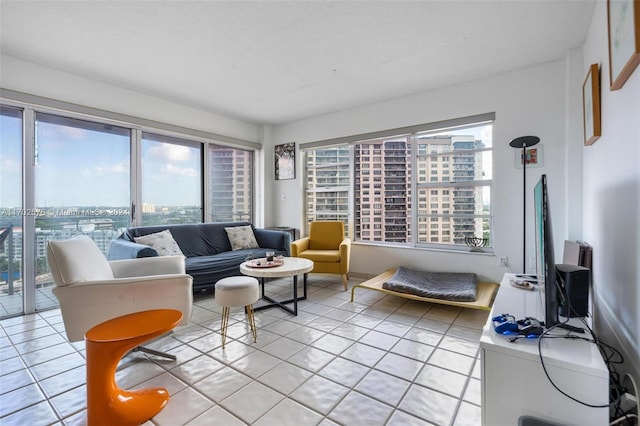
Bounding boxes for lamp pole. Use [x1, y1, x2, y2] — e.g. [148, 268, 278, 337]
[509, 136, 540, 274]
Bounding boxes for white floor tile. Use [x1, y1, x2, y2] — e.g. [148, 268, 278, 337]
[257, 361, 313, 395]
[328, 391, 394, 426]
[152, 387, 214, 426]
[453, 401, 482, 426]
[354, 369, 411, 406]
[399, 384, 459, 425]
[0, 276, 484, 426]
[374, 352, 424, 381]
[254, 398, 324, 426]
[185, 406, 246, 426]
[220, 381, 284, 424]
[414, 364, 468, 398]
[339, 342, 387, 367]
[287, 346, 336, 373]
[289, 375, 349, 415]
[317, 357, 369, 387]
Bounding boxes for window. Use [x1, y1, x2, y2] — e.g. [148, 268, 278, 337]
[34, 112, 132, 310]
[304, 147, 350, 235]
[142, 133, 202, 225]
[1, 95, 257, 319]
[209, 144, 253, 222]
[0, 106, 23, 317]
[303, 114, 493, 250]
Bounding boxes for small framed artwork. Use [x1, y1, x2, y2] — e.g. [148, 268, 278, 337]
[607, 0, 640, 90]
[275, 142, 295, 180]
[583, 63, 601, 146]
[515, 145, 543, 169]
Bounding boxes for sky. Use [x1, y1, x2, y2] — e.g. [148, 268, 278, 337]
[1, 113, 201, 208]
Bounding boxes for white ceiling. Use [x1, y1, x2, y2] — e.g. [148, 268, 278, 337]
[0, 0, 594, 125]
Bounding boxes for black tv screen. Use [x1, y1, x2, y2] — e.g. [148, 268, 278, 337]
[534, 174, 559, 328]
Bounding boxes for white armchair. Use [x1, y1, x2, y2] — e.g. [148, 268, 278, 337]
[47, 235, 193, 358]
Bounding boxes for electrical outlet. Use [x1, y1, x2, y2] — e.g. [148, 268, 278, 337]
[499, 256, 508, 267]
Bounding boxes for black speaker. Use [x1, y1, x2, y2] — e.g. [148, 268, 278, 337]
[556, 264, 590, 318]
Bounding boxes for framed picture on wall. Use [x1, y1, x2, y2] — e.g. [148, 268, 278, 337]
[583, 63, 601, 146]
[275, 142, 295, 180]
[515, 145, 543, 168]
[607, 0, 640, 90]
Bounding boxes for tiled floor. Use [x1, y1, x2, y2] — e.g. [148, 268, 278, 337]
[0, 274, 488, 425]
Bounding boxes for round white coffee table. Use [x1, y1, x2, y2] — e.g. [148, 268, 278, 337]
[240, 257, 313, 316]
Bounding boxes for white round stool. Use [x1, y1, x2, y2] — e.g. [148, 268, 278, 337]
[215, 276, 260, 348]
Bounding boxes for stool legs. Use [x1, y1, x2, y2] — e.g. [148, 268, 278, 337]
[246, 304, 257, 343]
[219, 305, 257, 348]
[86, 339, 169, 426]
[220, 306, 231, 348]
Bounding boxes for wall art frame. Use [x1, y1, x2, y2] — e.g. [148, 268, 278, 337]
[583, 63, 601, 146]
[275, 142, 296, 180]
[514, 145, 543, 169]
[607, 0, 640, 90]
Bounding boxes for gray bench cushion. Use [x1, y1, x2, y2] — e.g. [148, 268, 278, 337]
[382, 266, 478, 302]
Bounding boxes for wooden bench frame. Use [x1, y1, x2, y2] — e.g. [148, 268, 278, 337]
[350, 268, 499, 311]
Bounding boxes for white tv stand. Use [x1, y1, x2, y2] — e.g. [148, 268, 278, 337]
[480, 273, 608, 425]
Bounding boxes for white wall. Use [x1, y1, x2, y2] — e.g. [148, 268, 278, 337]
[272, 61, 569, 283]
[581, 1, 640, 386]
[0, 54, 259, 143]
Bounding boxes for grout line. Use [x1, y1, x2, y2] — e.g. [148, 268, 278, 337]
[0, 276, 488, 425]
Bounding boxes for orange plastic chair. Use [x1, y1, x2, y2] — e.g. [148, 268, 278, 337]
[85, 309, 182, 426]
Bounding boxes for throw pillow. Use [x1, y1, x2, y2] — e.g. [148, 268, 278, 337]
[134, 229, 184, 256]
[225, 225, 259, 251]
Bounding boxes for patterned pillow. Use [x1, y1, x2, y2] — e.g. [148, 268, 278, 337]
[133, 229, 184, 256]
[225, 225, 259, 251]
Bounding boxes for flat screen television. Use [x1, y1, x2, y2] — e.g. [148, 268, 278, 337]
[534, 174, 560, 328]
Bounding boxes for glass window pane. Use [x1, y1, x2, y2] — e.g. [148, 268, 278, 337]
[34, 112, 131, 310]
[208, 145, 253, 222]
[304, 120, 492, 250]
[1, 106, 24, 316]
[141, 133, 202, 225]
[305, 147, 350, 235]
[355, 137, 412, 244]
[416, 186, 491, 245]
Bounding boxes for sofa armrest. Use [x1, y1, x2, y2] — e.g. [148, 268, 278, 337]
[254, 228, 291, 256]
[109, 255, 186, 278]
[107, 239, 158, 260]
[290, 237, 310, 257]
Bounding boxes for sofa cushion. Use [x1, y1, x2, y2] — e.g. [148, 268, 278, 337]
[225, 225, 259, 251]
[124, 222, 255, 257]
[134, 230, 184, 256]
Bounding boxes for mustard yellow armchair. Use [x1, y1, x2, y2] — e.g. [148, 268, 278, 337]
[290, 221, 351, 290]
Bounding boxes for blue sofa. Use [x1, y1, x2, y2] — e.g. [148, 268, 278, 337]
[107, 222, 290, 292]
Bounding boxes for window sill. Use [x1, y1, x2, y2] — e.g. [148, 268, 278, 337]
[352, 240, 495, 256]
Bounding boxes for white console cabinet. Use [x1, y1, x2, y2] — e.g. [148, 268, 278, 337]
[480, 274, 608, 425]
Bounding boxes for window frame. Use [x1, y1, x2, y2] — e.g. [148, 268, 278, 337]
[302, 113, 494, 252]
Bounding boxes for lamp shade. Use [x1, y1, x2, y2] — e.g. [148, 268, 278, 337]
[509, 135, 540, 149]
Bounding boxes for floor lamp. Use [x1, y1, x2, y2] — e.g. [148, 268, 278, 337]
[509, 135, 540, 274]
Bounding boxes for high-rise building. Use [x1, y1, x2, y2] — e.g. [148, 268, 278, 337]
[209, 147, 253, 222]
[305, 135, 485, 246]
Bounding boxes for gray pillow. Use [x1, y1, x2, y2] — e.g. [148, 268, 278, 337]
[225, 225, 259, 251]
[134, 229, 184, 256]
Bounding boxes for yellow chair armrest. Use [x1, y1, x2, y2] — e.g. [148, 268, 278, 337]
[339, 238, 351, 274]
[291, 237, 310, 256]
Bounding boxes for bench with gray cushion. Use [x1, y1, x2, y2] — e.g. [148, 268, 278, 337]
[107, 222, 290, 292]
